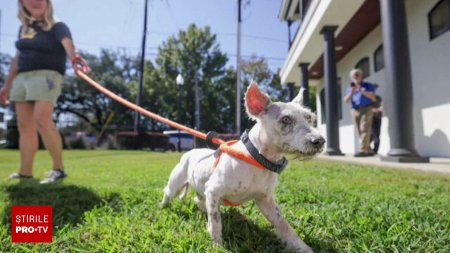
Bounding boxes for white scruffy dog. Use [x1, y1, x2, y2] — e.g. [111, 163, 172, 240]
[162, 83, 325, 253]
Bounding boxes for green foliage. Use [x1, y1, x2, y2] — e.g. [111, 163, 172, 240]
[141, 24, 234, 132]
[56, 49, 141, 133]
[139, 24, 288, 133]
[308, 85, 317, 113]
[0, 150, 449, 252]
[0, 53, 12, 85]
[0, 53, 12, 123]
[4, 114, 18, 149]
[239, 57, 287, 130]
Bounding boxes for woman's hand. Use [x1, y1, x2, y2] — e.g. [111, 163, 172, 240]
[71, 55, 89, 74]
[0, 86, 10, 105]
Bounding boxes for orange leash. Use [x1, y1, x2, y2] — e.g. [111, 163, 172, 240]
[75, 70, 224, 146]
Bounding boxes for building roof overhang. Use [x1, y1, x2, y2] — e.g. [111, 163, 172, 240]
[279, 0, 380, 84]
[279, 0, 300, 21]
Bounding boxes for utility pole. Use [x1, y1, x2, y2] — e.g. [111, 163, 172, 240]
[236, 0, 242, 135]
[194, 70, 201, 131]
[0, 10, 2, 52]
[134, 0, 148, 133]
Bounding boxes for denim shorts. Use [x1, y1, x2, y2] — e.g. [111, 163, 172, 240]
[10, 70, 63, 105]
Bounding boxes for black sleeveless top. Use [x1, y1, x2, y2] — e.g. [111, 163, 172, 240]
[15, 22, 72, 75]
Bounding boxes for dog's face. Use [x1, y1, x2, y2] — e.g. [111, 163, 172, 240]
[245, 83, 325, 158]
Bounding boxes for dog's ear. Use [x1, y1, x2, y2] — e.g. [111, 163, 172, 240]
[245, 82, 271, 119]
[292, 87, 305, 105]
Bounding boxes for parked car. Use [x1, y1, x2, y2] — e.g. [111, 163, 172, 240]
[115, 131, 172, 151]
[66, 131, 97, 149]
[163, 130, 195, 151]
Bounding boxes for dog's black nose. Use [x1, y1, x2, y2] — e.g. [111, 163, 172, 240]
[311, 136, 326, 147]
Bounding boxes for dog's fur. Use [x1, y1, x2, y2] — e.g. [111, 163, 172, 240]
[162, 83, 325, 253]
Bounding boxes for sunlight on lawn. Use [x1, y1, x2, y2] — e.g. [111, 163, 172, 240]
[0, 150, 449, 252]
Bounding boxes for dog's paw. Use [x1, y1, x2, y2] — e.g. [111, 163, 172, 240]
[161, 194, 170, 208]
[212, 238, 223, 248]
[286, 241, 314, 253]
[194, 196, 207, 212]
[296, 245, 314, 253]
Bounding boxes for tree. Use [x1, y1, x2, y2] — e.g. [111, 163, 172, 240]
[0, 53, 14, 146]
[0, 53, 12, 86]
[56, 49, 141, 133]
[238, 56, 287, 131]
[55, 25, 290, 137]
[141, 24, 235, 133]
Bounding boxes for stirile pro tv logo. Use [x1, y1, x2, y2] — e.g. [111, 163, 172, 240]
[11, 206, 53, 243]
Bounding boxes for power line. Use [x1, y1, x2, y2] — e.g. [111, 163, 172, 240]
[144, 31, 287, 43]
[227, 54, 285, 61]
[0, 33, 16, 37]
[0, 31, 287, 44]
[217, 33, 287, 43]
[0, 35, 285, 62]
[76, 41, 157, 51]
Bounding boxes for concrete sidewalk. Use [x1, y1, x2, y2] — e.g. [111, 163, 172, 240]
[318, 154, 450, 174]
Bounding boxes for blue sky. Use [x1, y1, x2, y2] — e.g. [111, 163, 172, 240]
[0, 0, 289, 71]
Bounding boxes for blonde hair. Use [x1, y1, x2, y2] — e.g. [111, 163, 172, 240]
[18, 0, 55, 36]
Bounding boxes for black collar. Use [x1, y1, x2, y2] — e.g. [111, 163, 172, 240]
[240, 129, 288, 174]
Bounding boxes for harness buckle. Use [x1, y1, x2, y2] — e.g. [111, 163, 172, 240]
[206, 131, 219, 149]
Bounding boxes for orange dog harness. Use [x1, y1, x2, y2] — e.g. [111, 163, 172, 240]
[213, 140, 266, 207]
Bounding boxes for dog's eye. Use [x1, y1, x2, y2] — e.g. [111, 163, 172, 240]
[304, 113, 316, 124]
[281, 116, 292, 125]
[304, 114, 311, 122]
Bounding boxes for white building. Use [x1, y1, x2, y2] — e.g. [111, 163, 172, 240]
[279, 0, 450, 159]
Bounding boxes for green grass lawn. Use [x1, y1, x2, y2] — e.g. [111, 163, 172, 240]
[0, 149, 449, 253]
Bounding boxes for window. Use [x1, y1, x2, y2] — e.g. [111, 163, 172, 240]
[374, 45, 384, 72]
[355, 57, 370, 78]
[428, 0, 450, 40]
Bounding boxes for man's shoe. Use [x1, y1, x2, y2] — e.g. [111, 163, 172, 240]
[354, 152, 368, 157]
[40, 169, 67, 184]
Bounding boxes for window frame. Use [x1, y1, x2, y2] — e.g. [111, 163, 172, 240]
[355, 57, 370, 78]
[373, 45, 384, 72]
[428, 0, 450, 40]
[319, 88, 326, 125]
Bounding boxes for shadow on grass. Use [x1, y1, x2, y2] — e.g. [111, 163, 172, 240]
[220, 209, 336, 253]
[168, 202, 336, 253]
[216, 209, 332, 253]
[220, 209, 286, 253]
[1, 179, 114, 233]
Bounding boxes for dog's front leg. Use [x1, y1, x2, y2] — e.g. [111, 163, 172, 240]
[205, 188, 223, 246]
[256, 197, 313, 253]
